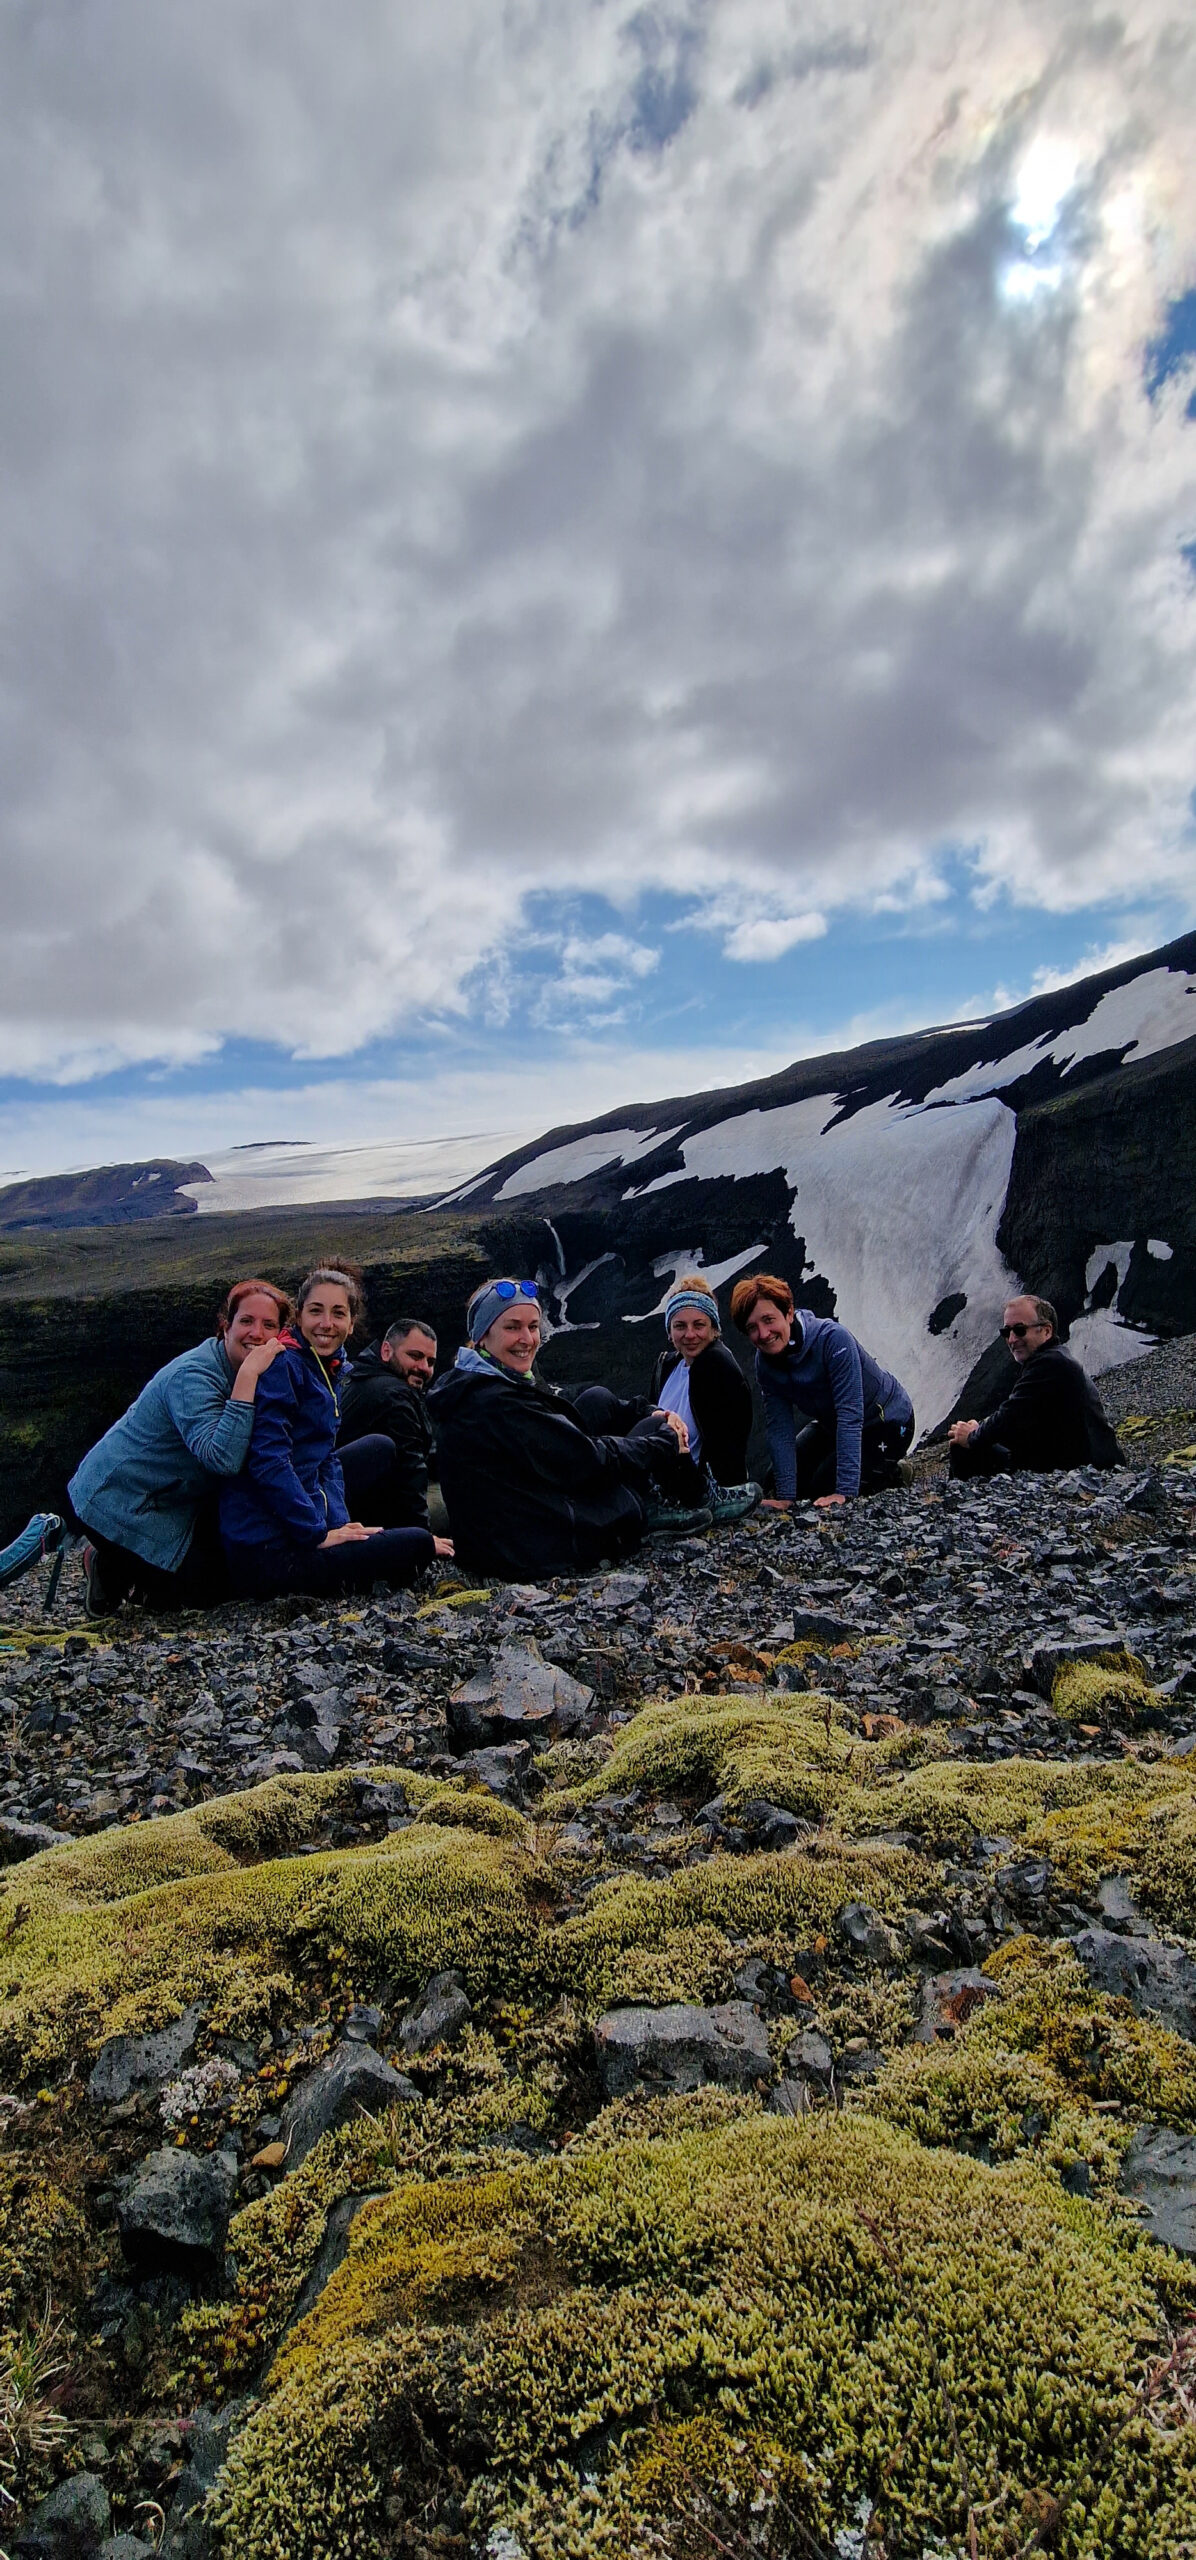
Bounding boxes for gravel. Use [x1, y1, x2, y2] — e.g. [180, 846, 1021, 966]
[2, 1454, 1195, 1845]
[1096, 1331, 1196, 1428]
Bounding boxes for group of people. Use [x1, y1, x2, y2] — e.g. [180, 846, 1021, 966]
[57, 1255, 1119, 1616]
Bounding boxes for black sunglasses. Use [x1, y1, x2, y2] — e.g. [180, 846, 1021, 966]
[491, 1280, 539, 1304]
[1000, 1320, 1042, 1339]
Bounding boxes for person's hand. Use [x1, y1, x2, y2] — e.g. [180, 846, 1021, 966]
[230, 1335, 286, 1394]
[655, 1408, 690, 1452]
[947, 1420, 979, 1447]
[760, 1497, 793, 1511]
[320, 1521, 374, 1547]
[433, 1536, 455, 1559]
[814, 1493, 848, 1509]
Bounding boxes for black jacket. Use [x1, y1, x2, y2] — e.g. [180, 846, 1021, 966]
[427, 1355, 666, 1577]
[337, 1343, 434, 1529]
[649, 1338, 753, 1486]
[972, 1342, 1121, 1472]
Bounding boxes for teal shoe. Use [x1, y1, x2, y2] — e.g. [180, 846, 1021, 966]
[707, 1481, 763, 1526]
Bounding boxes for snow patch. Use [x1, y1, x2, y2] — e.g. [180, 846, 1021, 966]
[1148, 1238, 1174, 1261]
[622, 1241, 768, 1322]
[923, 966, 1196, 1106]
[181, 1137, 487, 1212]
[496, 1125, 683, 1200]
[1084, 1241, 1134, 1297]
[633, 1092, 1020, 1427]
[1067, 1311, 1157, 1375]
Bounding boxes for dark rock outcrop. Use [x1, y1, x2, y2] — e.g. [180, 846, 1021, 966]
[280, 2041, 417, 2169]
[593, 2000, 771, 2097]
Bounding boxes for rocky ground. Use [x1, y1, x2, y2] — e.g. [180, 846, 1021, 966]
[4, 1357, 1196, 2559]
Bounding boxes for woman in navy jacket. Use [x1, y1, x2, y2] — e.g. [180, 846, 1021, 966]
[730, 1271, 913, 1506]
[220, 1266, 449, 1597]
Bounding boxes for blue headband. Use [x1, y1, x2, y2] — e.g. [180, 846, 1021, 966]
[664, 1288, 720, 1332]
[468, 1280, 540, 1343]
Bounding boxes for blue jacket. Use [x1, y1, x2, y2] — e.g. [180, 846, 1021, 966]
[69, 1338, 255, 1573]
[756, 1313, 912, 1500]
[219, 1333, 350, 1551]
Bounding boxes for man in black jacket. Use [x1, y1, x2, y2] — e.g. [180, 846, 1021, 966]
[947, 1296, 1121, 1478]
[338, 1319, 438, 1529]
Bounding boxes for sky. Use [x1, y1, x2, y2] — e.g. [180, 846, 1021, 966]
[1, 1, 1194, 1193]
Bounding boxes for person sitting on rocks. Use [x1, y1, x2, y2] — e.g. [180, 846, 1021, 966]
[427, 1277, 723, 1578]
[337, 1316, 438, 1530]
[730, 1272, 915, 1508]
[219, 1265, 451, 1598]
[69, 1278, 293, 1615]
[570, 1274, 760, 1528]
[946, 1296, 1121, 1478]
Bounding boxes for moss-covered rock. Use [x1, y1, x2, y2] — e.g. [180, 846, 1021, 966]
[1052, 1655, 1157, 1727]
[210, 2111, 1196, 2559]
[0, 1774, 544, 2082]
[545, 1688, 1196, 1918]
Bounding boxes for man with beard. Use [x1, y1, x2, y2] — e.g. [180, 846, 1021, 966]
[337, 1316, 438, 1529]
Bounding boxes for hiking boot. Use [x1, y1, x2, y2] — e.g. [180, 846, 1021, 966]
[642, 1502, 714, 1538]
[707, 1481, 763, 1526]
[82, 1542, 117, 1618]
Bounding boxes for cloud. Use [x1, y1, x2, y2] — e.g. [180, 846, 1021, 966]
[723, 913, 828, 962]
[1, 0, 1194, 1086]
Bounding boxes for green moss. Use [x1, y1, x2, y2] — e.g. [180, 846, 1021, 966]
[539, 1693, 1196, 1917]
[0, 2157, 89, 2337]
[0, 1780, 544, 2082]
[210, 2112, 1196, 2560]
[1052, 1654, 1155, 1726]
[551, 1837, 930, 2011]
[866, 2041, 1123, 2181]
[981, 1939, 1196, 2128]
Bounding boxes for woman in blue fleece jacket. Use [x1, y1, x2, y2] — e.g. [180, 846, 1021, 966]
[730, 1272, 914, 1506]
[69, 1278, 293, 1613]
[219, 1265, 449, 1598]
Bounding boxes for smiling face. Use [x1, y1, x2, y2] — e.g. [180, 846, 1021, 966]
[744, 1298, 793, 1357]
[222, 1292, 283, 1372]
[481, 1303, 542, 1375]
[1001, 1296, 1054, 1365]
[384, 1328, 436, 1390]
[668, 1305, 719, 1363]
[299, 1284, 354, 1358]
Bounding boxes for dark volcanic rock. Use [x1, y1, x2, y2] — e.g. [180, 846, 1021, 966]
[1026, 1636, 1139, 1698]
[118, 2145, 237, 2272]
[399, 1969, 471, 2055]
[1068, 1928, 1196, 2041]
[1121, 2125, 1196, 2256]
[593, 2000, 771, 2097]
[89, 2004, 203, 2106]
[0, 1814, 73, 1861]
[447, 1640, 594, 1747]
[280, 2040, 417, 2168]
[13, 2474, 111, 2558]
[290, 2191, 388, 2329]
[460, 1740, 539, 1804]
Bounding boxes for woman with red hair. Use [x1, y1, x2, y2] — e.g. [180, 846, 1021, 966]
[730, 1273, 913, 1507]
[69, 1278, 292, 1614]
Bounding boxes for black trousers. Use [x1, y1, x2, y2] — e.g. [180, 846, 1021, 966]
[789, 1411, 915, 1499]
[948, 1435, 1012, 1480]
[76, 1433, 406, 1612]
[222, 1433, 434, 1599]
[222, 1523, 434, 1600]
[569, 1387, 708, 1507]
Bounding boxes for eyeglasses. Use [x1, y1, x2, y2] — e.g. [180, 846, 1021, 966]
[1000, 1321, 1043, 1339]
[490, 1281, 539, 1304]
